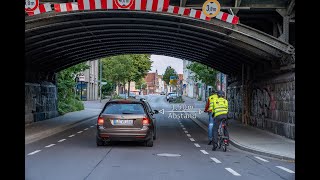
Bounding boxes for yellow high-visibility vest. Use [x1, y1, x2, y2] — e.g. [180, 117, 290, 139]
[208, 94, 218, 111]
[213, 97, 228, 117]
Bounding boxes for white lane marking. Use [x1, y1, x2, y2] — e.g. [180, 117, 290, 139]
[58, 139, 66, 142]
[254, 156, 269, 162]
[182, 128, 186, 130]
[276, 166, 295, 173]
[189, 138, 195, 141]
[210, 157, 221, 163]
[84, 128, 89, 130]
[68, 134, 75, 137]
[45, 144, 55, 148]
[27, 150, 41, 155]
[184, 131, 188, 133]
[225, 168, 241, 176]
[194, 143, 200, 147]
[200, 150, 209, 154]
[90, 125, 94, 128]
[186, 134, 191, 137]
[77, 131, 83, 133]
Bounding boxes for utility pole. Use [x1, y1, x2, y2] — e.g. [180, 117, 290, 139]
[99, 59, 102, 103]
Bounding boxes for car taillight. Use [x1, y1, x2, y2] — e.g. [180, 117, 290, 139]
[142, 117, 150, 125]
[98, 117, 104, 125]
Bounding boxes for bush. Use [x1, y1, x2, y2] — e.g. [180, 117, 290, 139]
[172, 96, 185, 103]
[197, 96, 202, 101]
[111, 95, 124, 99]
[58, 98, 84, 115]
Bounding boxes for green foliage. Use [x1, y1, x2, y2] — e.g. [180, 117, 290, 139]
[163, 66, 178, 85]
[186, 62, 218, 86]
[101, 54, 152, 83]
[135, 78, 147, 90]
[101, 54, 152, 93]
[101, 79, 114, 96]
[197, 95, 202, 101]
[58, 97, 84, 115]
[57, 62, 90, 114]
[172, 96, 185, 103]
[111, 94, 124, 99]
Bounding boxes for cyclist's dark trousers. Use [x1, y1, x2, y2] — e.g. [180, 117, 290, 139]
[212, 114, 228, 146]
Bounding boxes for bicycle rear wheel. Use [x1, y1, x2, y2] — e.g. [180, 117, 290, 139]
[222, 143, 227, 152]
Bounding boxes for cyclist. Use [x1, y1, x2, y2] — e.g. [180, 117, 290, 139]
[204, 89, 218, 145]
[212, 90, 229, 151]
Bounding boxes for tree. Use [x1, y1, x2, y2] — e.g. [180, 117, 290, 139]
[126, 54, 152, 97]
[186, 62, 218, 86]
[57, 62, 90, 114]
[101, 54, 152, 96]
[163, 66, 178, 85]
[135, 78, 147, 90]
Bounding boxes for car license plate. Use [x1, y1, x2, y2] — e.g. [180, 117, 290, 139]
[112, 119, 133, 125]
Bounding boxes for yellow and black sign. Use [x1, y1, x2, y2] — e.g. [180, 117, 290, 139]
[202, 0, 221, 18]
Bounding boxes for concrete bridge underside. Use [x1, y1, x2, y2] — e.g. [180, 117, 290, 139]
[25, 10, 295, 139]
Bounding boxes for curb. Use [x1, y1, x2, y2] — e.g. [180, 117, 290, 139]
[25, 115, 98, 145]
[187, 113, 295, 162]
[228, 137, 295, 162]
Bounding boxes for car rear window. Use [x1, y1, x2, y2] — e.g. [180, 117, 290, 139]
[103, 103, 145, 114]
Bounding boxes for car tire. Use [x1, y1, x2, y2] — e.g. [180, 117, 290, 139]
[146, 132, 154, 147]
[96, 136, 105, 146]
[153, 128, 157, 140]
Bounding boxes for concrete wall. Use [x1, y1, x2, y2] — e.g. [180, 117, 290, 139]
[25, 82, 59, 124]
[227, 72, 295, 139]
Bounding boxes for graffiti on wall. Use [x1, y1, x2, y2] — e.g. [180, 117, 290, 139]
[250, 88, 272, 127]
[226, 75, 295, 139]
[227, 87, 242, 117]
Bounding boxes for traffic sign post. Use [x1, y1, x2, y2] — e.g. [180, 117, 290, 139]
[202, 0, 221, 18]
[25, 0, 39, 12]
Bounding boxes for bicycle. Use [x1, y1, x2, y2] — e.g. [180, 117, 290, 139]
[217, 118, 229, 152]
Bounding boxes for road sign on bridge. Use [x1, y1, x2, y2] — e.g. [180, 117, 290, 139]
[202, 0, 220, 18]
[25, 0, 39, 12]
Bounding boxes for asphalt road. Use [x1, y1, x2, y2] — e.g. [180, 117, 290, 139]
[25, 95, 295, 180]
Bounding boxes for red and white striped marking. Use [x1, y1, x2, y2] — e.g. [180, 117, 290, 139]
[54, 3, 78, 12]
[189, 9, 210, 21]
[77, 0, 148, 10]
[167, 6, 190, 16]
[215, 11, 239, 24]
[26, 1, 239, 25]
[167, 5, 210, 21]
[27, 3, 52, 16]
[146, 0, 170, 12]
[135, 0, 148, 11]
[78, 0, 106, 10]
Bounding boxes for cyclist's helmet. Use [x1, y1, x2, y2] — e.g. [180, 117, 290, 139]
[210, 89, 218, 95]
[217, 90, 225, 98]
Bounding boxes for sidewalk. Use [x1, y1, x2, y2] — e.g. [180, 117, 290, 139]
[25, 99, 109, 145]
[182, 96, 295, 161]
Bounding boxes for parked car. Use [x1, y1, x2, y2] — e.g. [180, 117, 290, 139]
[166, 92, 176, 101]
[160, 92, 165, 95]
[168, 93, 179, 102]
[96, 99, 159, 147]
[129, 92, 136, 99]
[119, 94, 128, 99]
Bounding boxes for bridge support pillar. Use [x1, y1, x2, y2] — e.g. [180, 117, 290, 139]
[25, 71, 59, 124]
[227, 63, 295, 139]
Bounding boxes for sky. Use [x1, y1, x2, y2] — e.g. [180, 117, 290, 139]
[149, 55, 183, 75]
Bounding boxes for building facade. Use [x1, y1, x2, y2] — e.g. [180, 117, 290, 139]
[76, 60, 99, 101]
[144, 70, 159, 95]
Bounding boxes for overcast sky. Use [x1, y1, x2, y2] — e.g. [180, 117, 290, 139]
[149, 55, 183, 75]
